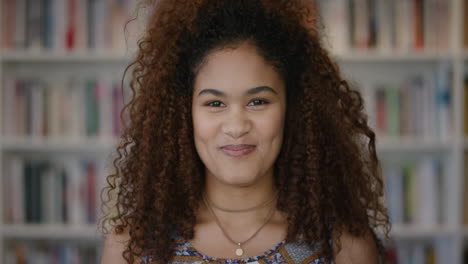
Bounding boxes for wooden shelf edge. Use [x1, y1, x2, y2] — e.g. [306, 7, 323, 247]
[0, 137, 120, 152]
[1, 224, 103, 240]
[376, 137, 453, 152]
[334, 51, 453, 62]
[0, 51, 133, 63]
[383, 225, 460, 239]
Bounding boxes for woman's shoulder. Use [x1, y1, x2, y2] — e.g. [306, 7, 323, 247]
[332, 227, 379, 264]
[101, 227, 132, 264]
[280, 239, 329, 264]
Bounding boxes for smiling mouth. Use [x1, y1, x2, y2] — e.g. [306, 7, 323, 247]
[220, 145, 256, 157]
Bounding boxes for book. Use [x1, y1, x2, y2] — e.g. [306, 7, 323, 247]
[464, 77, 468, 136]
[371, 67, 452, 139]
[2, 76, 126, 139]
[26, 0, 44, 50]
[2, 0, 135, 53]
[383, 163, 404, 224]
[316, 0, 452, 52]
[3, 156, 105, 225]
[383, 157, 444, 226]
[316, 0, 350, 54]
[391, 242, 442, 264]
[465, 0, 468, 48]
[5, 242, 99, 264]
[464, 153, 468, 226]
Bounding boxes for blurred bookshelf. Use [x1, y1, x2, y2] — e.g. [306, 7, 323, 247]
[316, 0, 467, 263]
[0, 52, 130, 63]
[0, 0, 468, 264]
[0, 0, 140, 263]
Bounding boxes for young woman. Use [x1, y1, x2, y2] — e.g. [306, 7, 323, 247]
[101, 1, 390, 263]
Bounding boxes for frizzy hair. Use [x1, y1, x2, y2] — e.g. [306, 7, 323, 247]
[100, 0, 391, 263]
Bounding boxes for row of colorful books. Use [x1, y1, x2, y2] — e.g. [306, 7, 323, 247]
[385, 240, 452, 264]
[371, 64, 451, 139]
[3, 157, 106, 224]
[464, 77, 468, 136]
[1, 0, 137, 53]
[316, 0, 451, 54]
[5, 242, 99, 264]
[464, 0, 468, 48]
[464, 152, 468, 226]
[383, 157, 446, 226]
[2, 76, 126, 139]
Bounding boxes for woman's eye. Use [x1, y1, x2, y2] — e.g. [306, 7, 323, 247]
[248, 99, 269, 106]
[205, 101, 225, 107]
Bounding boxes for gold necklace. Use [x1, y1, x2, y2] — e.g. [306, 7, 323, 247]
[206, 192, 278, 213]
[202, 194, 277, 257]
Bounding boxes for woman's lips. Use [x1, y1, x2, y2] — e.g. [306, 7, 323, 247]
[220, 145, 256, 157]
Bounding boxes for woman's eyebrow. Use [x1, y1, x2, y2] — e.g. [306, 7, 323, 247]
[246, 86, 277, 95]
[198, 88, 226, 97]
[197, 86, 277, 97]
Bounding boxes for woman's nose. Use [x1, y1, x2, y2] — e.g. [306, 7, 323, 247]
[221, 107, 252, 139]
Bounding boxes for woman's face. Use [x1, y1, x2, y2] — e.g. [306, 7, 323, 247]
[192, 43, 286, 187]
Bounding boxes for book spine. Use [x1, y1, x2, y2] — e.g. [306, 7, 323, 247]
[464, 154, 468, 225]
[375, 87, 387, 136]
[15, 0, 27, 50]
[5, 242, 98, 264]
[43, 0, 54, 50]
[315, 0, 452, 52]
[413, 0, 424, 50]
[66, 0, 76, 51]
[2, 0, 15, 50]
[26, 0, 43, 50]
[88, 0, 96, 50]
[386, 86, 400, 137]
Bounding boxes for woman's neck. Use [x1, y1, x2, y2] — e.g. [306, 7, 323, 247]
[199, 169, 280, 234]
[203, 169, 277, 214]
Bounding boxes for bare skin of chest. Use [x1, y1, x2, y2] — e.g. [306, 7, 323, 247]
[189, 210, 288, 259]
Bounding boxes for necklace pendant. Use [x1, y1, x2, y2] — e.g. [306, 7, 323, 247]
[235, 243, 244, 256]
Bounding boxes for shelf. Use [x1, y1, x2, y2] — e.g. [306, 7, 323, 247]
[376, 137, 453, 153]
[0, 1, 465, 262]
[0, 137, 119, 153]
[0, 137, 451, 153]
[0, 51, 132, 63]
[1, 224, 103, 240]
[1, 224, 459, 241]
[389, 225, 458, 239]
[9, 49, 449, 64]
[334, 51, 453, 63]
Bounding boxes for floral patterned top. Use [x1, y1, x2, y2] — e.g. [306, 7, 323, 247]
[141, 236, 331, 264]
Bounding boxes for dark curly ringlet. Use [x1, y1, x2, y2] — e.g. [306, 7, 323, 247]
[100, 0, 391, 263]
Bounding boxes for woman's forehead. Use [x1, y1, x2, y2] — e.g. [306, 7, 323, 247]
[193, 44, 285, 95]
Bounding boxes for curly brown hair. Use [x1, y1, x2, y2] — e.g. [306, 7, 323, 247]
[100, 0, 391, 263]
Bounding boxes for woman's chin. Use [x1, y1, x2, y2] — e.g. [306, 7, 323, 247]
[217, 174, 260, 187]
